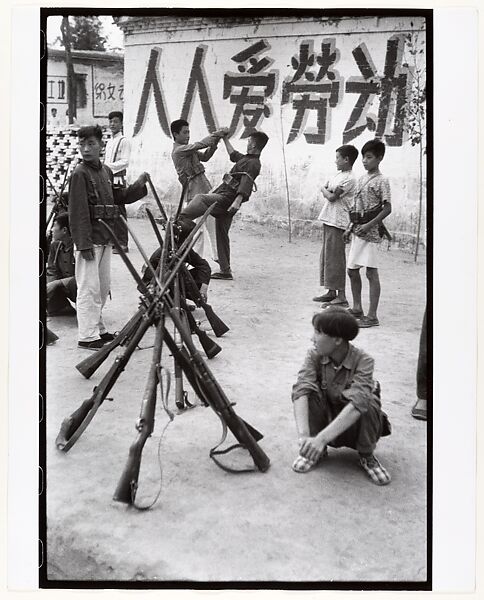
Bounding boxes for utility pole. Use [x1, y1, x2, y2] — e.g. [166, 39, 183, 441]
[61, 16, 77, 124]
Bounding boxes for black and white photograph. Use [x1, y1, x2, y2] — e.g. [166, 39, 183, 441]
[5, 4, 479, 593]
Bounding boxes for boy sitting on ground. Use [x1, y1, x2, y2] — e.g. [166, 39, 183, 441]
[46, 212, 77, 316]
[313, 144, 358, 308]
[291, 306, 391, 485]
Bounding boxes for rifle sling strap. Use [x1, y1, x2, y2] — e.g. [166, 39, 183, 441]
[209, 411, 258, 474]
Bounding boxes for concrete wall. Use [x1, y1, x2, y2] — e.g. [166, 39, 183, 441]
[122, 16, 427, 236]
[47, 49, 124, 129]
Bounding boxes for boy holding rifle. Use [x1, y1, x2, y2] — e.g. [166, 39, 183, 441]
[68, 125, 149, 350]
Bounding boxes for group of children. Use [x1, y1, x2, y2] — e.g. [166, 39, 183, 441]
[47, 115, 419, 488]
[315, 139, 392, 328]
[291, 139, 396, 484]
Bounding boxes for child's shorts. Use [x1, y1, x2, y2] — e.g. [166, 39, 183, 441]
[347, 236, 379, 269]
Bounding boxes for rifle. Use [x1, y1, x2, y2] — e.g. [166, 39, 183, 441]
[55, 306, 157, 452]
[146, 207, 229, 338]
[55, 220, 199, 452]
[114, 225, 270, 475]
[123, 215, 222, 360]
[166, 303, 270, 473]
[113, 307, 167, 507]
[75, 307, 145, 379]
[169, 223, 188, 411]
[181, 267, 229, 337]
[179, 294, 221, 359]
[146, 174, 169, 224]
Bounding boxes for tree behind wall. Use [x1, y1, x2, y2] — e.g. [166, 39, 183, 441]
[56, 16, 107, 51]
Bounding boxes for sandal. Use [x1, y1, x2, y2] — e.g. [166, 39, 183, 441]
[347, 308, 364, 318]
[359, 454, 391, 485]
[292, 455, 316, 473]
[292, 447, 328, 473]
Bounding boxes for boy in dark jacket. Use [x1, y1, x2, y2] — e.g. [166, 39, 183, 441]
[46, 212, 76, 316]
[68, 125, 148, 350]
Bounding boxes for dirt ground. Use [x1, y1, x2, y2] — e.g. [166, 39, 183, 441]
[45, 217, 427, 583]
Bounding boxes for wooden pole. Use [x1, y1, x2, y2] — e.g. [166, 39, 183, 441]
[61, 16, 77, 124]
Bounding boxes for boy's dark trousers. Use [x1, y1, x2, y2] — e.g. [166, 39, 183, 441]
[215, 212, 233, 273]
[307, 391, 386, 455]
[182, 192, 234, 273]
[47, 276, 77, 315]
[416, 307, 427, 403]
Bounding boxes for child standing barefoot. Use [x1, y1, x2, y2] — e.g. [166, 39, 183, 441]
[344, 139, 392, 328]
[291, 306, 391, 485]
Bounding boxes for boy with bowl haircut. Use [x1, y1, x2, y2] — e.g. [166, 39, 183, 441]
[69, 125, 149, 350]
[344, 139, 392, 328]
[291, 307, 391, 484]
[314, 144, 358, 307]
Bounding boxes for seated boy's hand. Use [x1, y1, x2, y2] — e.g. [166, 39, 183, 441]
[299, 435, 327, 463]
[80, 248, 95, 261]
[342, 229, 352, 243]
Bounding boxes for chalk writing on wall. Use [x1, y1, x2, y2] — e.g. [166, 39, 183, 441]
[92, 67, 124, 118]
[47, 76, 67, 104]
[133, 36, 414, 147]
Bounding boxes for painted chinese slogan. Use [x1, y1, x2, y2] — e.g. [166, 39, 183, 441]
[133, 35, 414, 147]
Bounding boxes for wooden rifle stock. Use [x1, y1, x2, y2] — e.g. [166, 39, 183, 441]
[162, 327, 261, 443]
[75, 308, 144, 379]
[55, 309, 156, 452]
[113, 317, 165, 505]
[172, 245, 188, 410]
[179, 295, 221, 359]
[181, 268, 229, 337]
